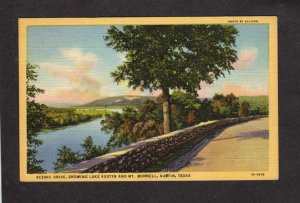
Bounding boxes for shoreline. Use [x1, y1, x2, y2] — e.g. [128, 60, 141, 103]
[38, 117, 103, 135]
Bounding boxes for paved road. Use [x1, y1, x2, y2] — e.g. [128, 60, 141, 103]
[178, 118, 269, 172]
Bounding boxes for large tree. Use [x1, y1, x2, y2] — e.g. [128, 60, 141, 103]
[105, 25, 238, 133]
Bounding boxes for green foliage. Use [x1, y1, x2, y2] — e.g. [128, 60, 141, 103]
[44, 107, 104, 129]
[26, 63, 48, 173]
[239, 96, 269, 115]
[239, 101, 251, 117]
[105, 25, 238, 95]
[101, 104, 164, 148]
[100, 91, 268, 156]
[186, 112, 197, 127]
[138, 99, 163, 123]
[81, 136, 109, 160]
[101, 107, 141, 148]
[197, 98, 214, 122]
[211, 93, 240, 118]
[170, 90, 201, 130]
[53, 146, 81, 171]
[171, 90, 201, 112]
[54, 136, 109, 171]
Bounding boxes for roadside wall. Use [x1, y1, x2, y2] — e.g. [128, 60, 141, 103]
[60, 115, 266, 173]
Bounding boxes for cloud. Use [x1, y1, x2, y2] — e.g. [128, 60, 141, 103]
[233, 48, 258, 70]
[118, 80, 129, 88]
[35, 88, 100, 105]
[197, 81, 216, 98]
[150, 90, 162, 97]
[36, 48, 101, 105]
[61, 48, 98, 72]
[51, 69, 100, 92]
[127, 87, 144, 96]
[221, 82, 267, 96]
[116, 80, 143, 96]
[118, 53, 127, 63]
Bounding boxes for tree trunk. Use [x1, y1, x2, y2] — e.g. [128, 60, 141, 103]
[162, 88, 171, 134]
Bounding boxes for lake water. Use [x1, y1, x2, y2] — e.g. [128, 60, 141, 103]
[37, 118, 112, 172]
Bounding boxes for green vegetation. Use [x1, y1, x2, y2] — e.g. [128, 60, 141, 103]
[40, 107, 115, 131]
[100, 91, 268, 150]
[26, 63, 47, 173]
[75, 109, 108, 116]
[53, 146, 81, 171]
[101, 104, 164, 149]
[54, 136, 109, 171]
[211, 93, 240, 118]
[54, 92, 268, 171]
[44, 107, 102, 129]
[239, 101, 251, 117]
[105, 25, 239, 134]
[239, 96, 269, 114]
[70, 105, 124, 109]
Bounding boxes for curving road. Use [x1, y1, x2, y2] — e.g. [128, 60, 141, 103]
[169, 118, 269, 172]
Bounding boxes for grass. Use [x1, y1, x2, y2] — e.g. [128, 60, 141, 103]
[70, 105, 125, 109]
[75, 109, 113, 116]
[239, 96, 268, 111]
[42, 107, 114, 131]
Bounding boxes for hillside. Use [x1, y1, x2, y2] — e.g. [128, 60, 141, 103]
[83, 95, 269, 112]
[239, 95, 269, 113]
[83, 95, 157, 106]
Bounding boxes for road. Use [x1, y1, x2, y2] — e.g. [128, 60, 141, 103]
[173, 118, 269, 172]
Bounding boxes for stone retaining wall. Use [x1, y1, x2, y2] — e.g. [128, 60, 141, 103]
[60, 115, 266, 173]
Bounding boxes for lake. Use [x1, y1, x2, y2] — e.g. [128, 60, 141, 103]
[37, 118, 112, 172]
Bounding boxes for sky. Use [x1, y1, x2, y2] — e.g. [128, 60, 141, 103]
[27, 24, 269, 106]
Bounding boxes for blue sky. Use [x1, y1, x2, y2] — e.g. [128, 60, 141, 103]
[27, 24, 268, 106]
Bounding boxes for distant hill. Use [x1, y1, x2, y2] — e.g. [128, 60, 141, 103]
[239, 95, 268, 112]
[83, 95, 269, 110]
[83, 95, 157, 106]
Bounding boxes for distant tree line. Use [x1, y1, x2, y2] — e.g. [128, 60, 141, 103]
[44, 107, 103, 129]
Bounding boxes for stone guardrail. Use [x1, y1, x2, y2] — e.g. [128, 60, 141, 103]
[60, 115, 267, 173]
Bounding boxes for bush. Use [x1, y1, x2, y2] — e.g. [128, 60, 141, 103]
[54, 136, 109, 171]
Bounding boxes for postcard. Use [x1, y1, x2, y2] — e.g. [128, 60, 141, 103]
[19, 17, 278, 181]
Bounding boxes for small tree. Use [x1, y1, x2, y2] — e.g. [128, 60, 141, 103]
[198, 98, 214, 122]
[186, 112, 197, 127]
[101, 107, 139, 148]
[53, 146, 81, 171]
[81, 136, 109, 160]
[225, 93, 240, 117]
[212, 93, 239, 118]
[105, 25, 238, 133]
[54, 137, 110, 171]
[239, 101, 251, 117]
[170, 90, 201, 129]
